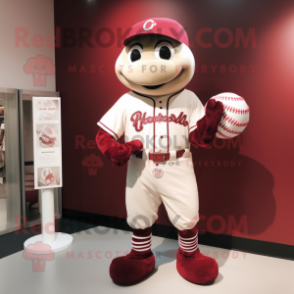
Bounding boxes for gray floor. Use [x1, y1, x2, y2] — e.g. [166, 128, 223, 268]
[0, 226, 293, 294]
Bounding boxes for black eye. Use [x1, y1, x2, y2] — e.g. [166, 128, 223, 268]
[159, 46, 171, 59]
[155, 41, 174, 60]
[130, 49, 141, 62]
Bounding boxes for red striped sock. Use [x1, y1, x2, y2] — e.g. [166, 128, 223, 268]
[131, 227, 152, 254]
[177, 226, 198, 255]
[178, 233, 198, 253]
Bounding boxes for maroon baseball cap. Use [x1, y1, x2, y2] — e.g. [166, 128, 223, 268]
[123, 18, 189, 47]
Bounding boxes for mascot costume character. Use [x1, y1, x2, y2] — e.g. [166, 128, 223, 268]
[96, 18, 249, 285]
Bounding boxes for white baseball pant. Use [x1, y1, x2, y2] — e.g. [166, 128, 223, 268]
[126, 150, 199, 231]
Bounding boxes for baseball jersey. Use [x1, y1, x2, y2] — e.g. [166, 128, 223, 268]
[97, 89, 205, 153]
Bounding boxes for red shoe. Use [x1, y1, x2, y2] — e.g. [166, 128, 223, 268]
[176, 227, 219, 284]
[109, 228, 155, 285]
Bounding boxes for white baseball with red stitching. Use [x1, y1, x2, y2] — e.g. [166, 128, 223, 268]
[210, 92, 250, 139]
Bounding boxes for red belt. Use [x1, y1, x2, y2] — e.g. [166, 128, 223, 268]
[136, 150, 185, 162]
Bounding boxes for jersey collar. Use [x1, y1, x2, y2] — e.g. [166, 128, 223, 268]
[132, 88, 185, 100]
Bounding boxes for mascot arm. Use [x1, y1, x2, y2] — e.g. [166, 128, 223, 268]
[96, 128, 143, 166]
[189, 99, 224, 148]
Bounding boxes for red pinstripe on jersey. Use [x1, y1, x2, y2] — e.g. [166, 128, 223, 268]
[98, 121, 119, 140]
[166, 89, 185, 153]
[133, 89, 184, 153]
[132, 91, 156, 152]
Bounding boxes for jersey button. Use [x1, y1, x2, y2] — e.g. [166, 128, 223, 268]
[160, 136, 163, 139]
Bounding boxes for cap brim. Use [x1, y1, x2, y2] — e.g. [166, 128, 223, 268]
[123, 32, 183, 46]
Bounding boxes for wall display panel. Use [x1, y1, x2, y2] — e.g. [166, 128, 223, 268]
[19, 90, 62, 228]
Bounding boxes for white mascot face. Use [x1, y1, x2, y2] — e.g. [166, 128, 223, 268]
[115, 35, 195, 96]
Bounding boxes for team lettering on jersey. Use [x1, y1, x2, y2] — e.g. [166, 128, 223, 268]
[130, 111, 188, 132]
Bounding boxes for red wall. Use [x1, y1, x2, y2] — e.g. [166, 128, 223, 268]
[55, 0, 294, 245]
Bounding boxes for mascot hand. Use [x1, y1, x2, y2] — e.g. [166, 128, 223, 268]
[189, 99, 224, 148]
[96, 128, 143, 166]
